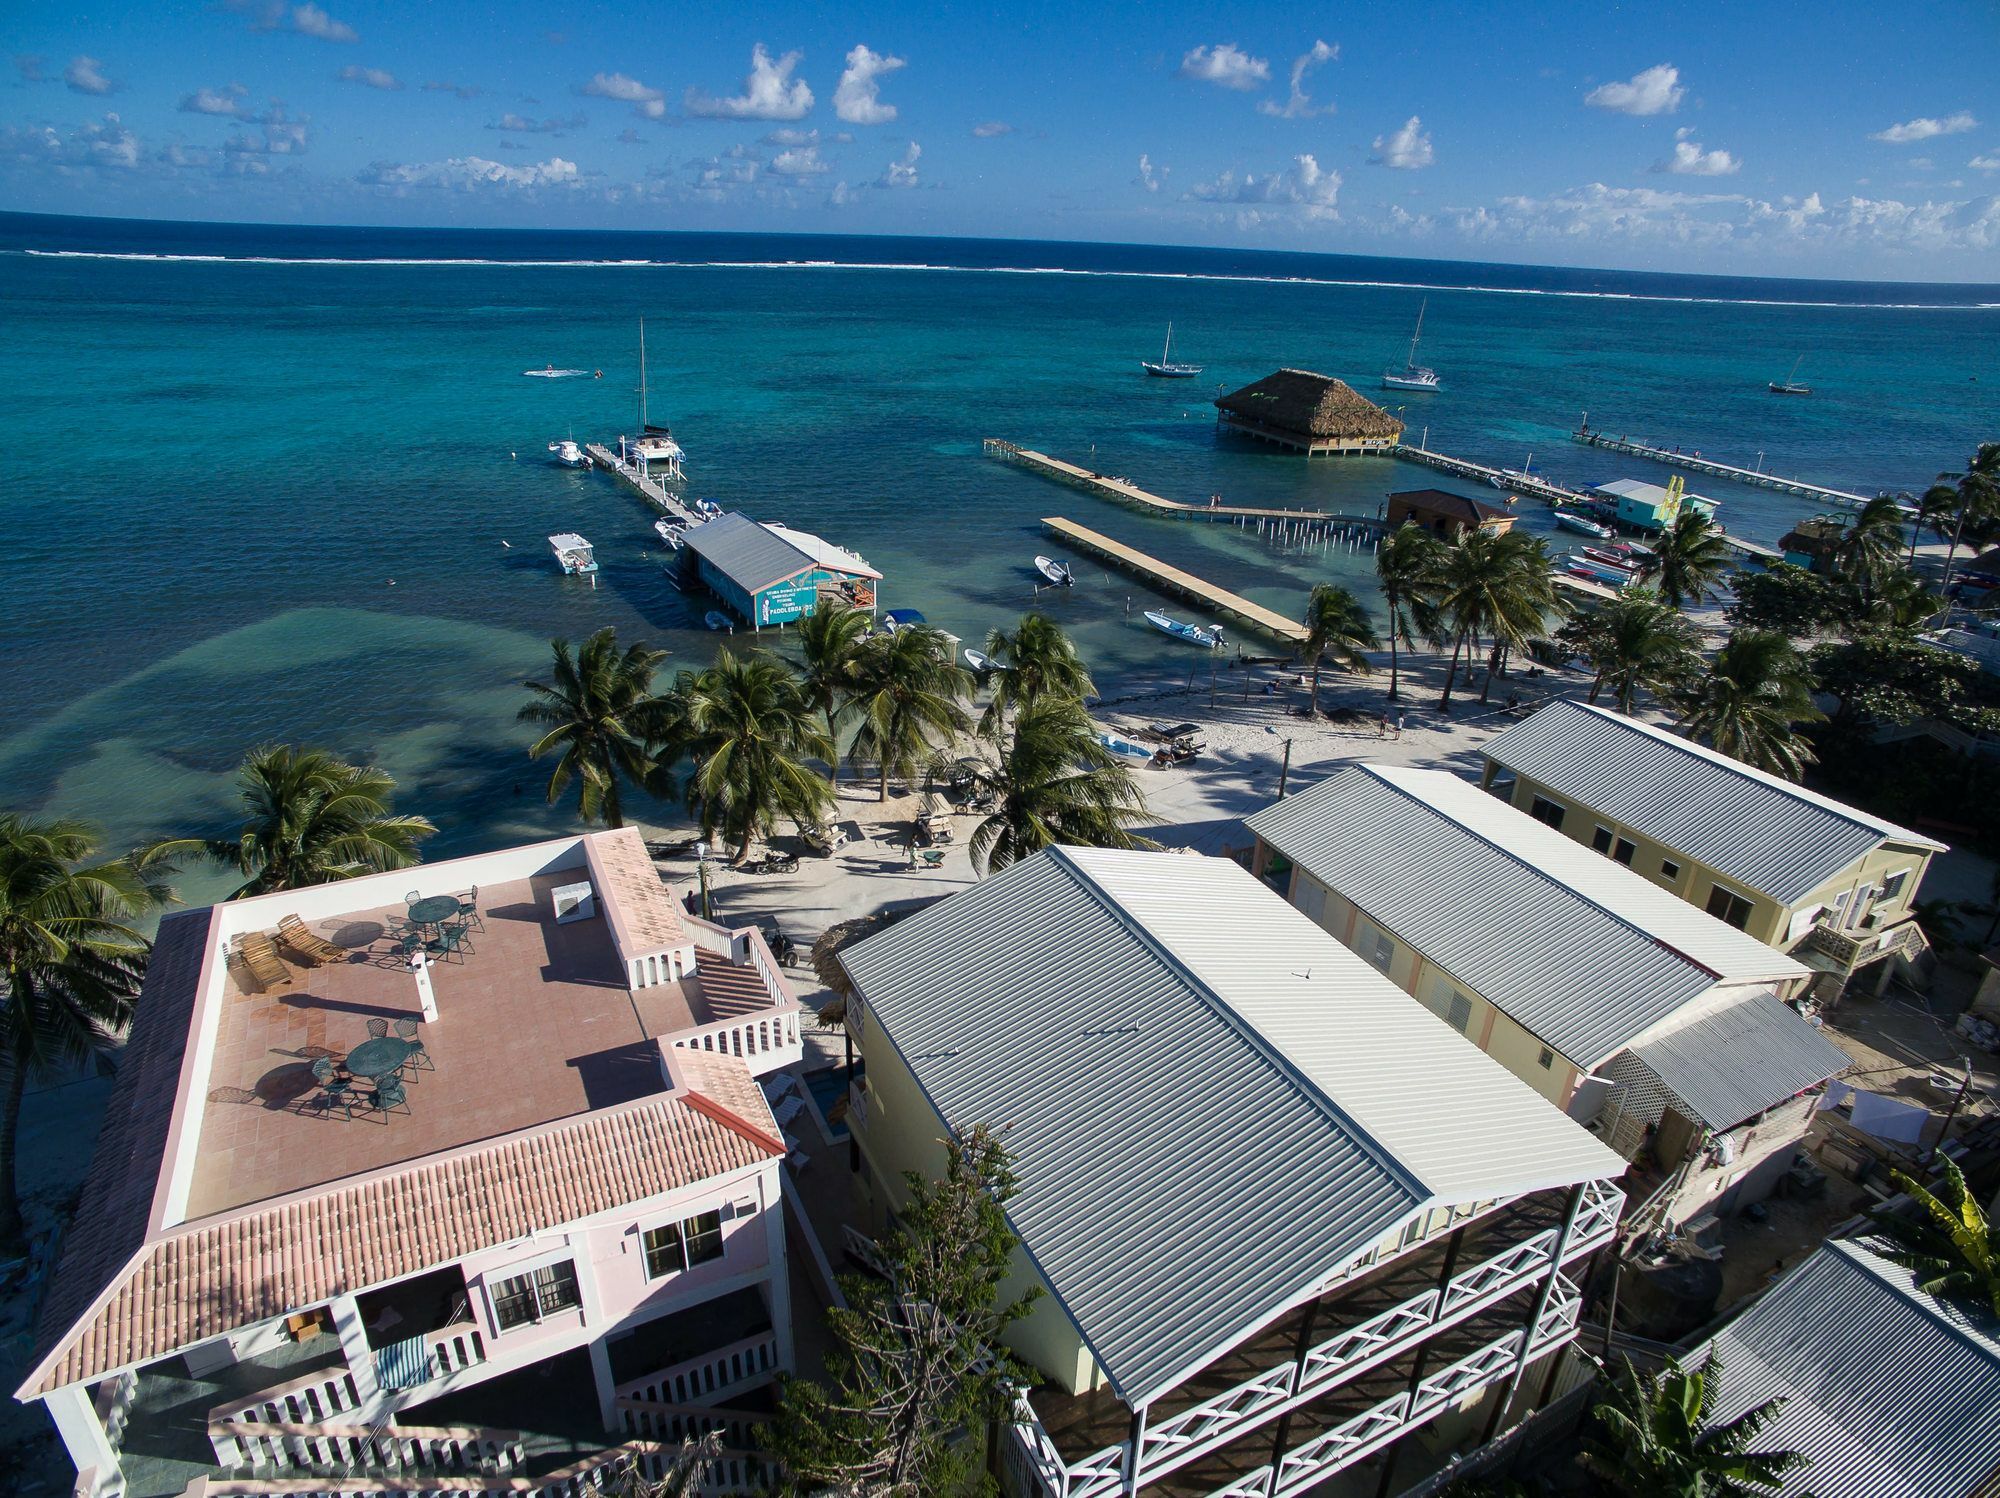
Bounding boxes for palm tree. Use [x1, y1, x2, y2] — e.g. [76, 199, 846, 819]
[979, 612, 1096, 742]
[849, 626, 972, 802]
[674, 649, 836, 862]
[1928, 441, 2000, 591]
[1581, 1352, 1806, 1498]
[1648, 510, 1732, 610]
[180, 745, 435, 898]
[1376, 523, 1447, 701]
[1572, 591, 1701, 714]
[1852, 563, 1941, 634]
[1435, 530, 1563, 709]
[1677, 629, 1823, 780]
[518, 627, 674, 827]
[1835, 494, 1910, 587]
[796, 602, 873, 786]
[1909, 484, 1959, 563]
[0, 814, 174, 1249]
[1299, 584, 1378, 715]
[1870, 1156, 2000, 1315]
[969, 697, 1157, 874]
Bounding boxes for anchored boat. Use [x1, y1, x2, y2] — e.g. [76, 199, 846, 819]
[548, 533, 598, 575]
[1769, 356, 1812, 396]
[1141, 322, 1203, 379]
[1553, 509, 1615, 539]
[1035, 555, 1074, 587]
[1382, 299, 1441, 392]
[1145, 610, 1224, 649]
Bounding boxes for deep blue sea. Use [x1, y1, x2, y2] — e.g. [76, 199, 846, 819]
[2, 212, 1994, 903]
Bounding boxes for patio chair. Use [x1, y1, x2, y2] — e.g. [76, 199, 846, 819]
[366, 1017, 389, 1039]
[233, 930, 293, 991]
[393, 1016, 433, 1071]
[405, 890, 422, 906]
[276, 914, 347, 967]
[309, 1062, 361, 1120]
[368, 1074, 411, 1121]
[431, 924, 474, 963]
[454, 886, 483, 932]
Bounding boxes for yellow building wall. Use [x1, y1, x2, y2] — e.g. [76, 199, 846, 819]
[850, 998, 1103, 1396]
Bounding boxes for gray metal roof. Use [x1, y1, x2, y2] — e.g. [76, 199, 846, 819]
[839, 846, 1623, 1408]
[1705, 1238, 2000, 1497]
[1245, 765, 1803, 1069]
[680, 512, 814, 594]
[1481, 701, 1944, 904]
[1628, 994, 1850, 1129]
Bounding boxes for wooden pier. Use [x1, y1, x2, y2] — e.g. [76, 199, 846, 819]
[985, 439, 1382, 535]
[1391, 442, 1587, 506]
[1568, 429, 1871, 507]
[585, 443, 702, 526]
[1040, 517, 1306, 645]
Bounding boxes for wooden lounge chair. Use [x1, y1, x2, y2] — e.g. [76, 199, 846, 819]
[233, 930, 293, 991]
[277, 914, 347, 967]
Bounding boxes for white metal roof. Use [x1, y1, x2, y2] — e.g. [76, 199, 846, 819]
[1705, 1238, 2000, 1497]
[1629, 993, 1850, 1129]
[1245, 764, 1806, 1069]
[762, 523, 881, 581]
[839, 846, 1622, 1407]
[1481, 701, 1944, 903]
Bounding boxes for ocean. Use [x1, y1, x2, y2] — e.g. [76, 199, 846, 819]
[2, 211, 1994, 905]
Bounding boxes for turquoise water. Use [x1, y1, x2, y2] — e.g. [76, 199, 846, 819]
[2, 217, 1993, 903]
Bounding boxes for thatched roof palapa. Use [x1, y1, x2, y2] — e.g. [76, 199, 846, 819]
[1214, 369, 1404, 440]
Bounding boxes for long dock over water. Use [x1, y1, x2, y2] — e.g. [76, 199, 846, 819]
[1041, 517, 1307, 644]
[1568, 429, 1872, 507]
[1391, 442, 1587, 506]
[585, 443, 701, 526]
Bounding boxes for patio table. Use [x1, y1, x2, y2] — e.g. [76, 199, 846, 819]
[406, 895, 462, 930]
[345, 1036, 413, 1082]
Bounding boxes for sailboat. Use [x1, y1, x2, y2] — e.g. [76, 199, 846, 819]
[1141, 323, 1203, 378]
[1383, 300, 1441, 391]
[1769, 356, 1812, 396]
[626, 318, 686, 478]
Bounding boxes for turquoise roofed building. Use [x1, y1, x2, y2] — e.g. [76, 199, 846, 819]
[680, 513, 881, 629]
[1589, 476, 1719, 532]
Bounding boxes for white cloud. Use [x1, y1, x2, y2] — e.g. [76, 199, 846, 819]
[877, 139, 920, 188]
[761, 127, 848, 147]
[581, 71, 666, 119]
[64, 55, 114, 96]
[1179, 44, 1269, 93]
[290, 4, 357, 43]
[357, 155, 579, 190]
[972, 120, 1013, 138]
[338, 65, 402, 91]
[1259, 40, 1336, 119]
[487, 112, 584, 135]
[684, 43, 813, 121]
[179, 84, 251, 118]
[1655, 130, 1739, 176]
[768, 144, 828, 176]
[421, 80, 481, 100]
[1584, 63, 1683, 116]
[833, 44, 904, 125]
[1870, 111, 1976, 144]
[827, 179, 851, 207]
[1186, 153, 1341, 220]
[223, 104, 309, 162]
[1370, 116, 1433, 170]
[1972, 152, 2000, 172]
[1136, 153, 1164, 193]
[4, 112, 142, 169]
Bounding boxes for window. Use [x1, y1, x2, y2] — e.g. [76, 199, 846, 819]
[1613, 837, 1637, 867]
[1486, 770, 1518, 800]
[1537, 1047, 1555, 1070]
[490, 1260, 581, 1330]
[642, 1210, 728, 1279]
[1529, 795, 1567, 830]
[1445, 992, 1473, 1033]
[1591, 824, 1614, 854]
[1881, 868, 1911, 903]
[1660, 858, 1681, 881]
[1367, 930, 1396, 973]
[1706, 883, 1754, 931]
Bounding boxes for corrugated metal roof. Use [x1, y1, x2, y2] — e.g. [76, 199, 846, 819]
[1629, 994, 1850, 1129]
[681, 512, 815, 593]
[838, 846, 1623, 1407]
[1481, 701, 1944, 904]
[1245, 764, 1805, 1069]
[1705, 1238, 2000, 1497]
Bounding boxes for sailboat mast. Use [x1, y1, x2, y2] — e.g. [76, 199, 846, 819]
[1408, 299, 1426, 369]
[638, 317, 649, 430]
[1163, 322, 1173, 363]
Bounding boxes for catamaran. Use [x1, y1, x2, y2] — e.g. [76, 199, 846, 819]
[548, 533, 598, 575]
[1382, 300, 1441, 392]
[625, 318, 686, 479]
[1141, 323, 1203, 378]
[1769, 356, 1812, 396]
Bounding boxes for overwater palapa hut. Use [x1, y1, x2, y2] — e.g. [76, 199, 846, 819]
[1213, 368, 1404, 455]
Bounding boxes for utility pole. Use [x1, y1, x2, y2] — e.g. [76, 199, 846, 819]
[1927, 1059, 1975, 1166]
[1277, 737, 1293, 799]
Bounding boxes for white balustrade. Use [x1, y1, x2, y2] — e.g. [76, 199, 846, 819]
[669, 1010, 804, 1076]
[612, 1332, 779, 1408]
[425, 1323, 488, 1377]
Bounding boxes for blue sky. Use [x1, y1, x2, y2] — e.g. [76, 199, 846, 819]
[4, 0, 1997, 279]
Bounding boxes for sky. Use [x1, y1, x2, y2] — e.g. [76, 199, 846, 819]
[3, 0, 1998, 281]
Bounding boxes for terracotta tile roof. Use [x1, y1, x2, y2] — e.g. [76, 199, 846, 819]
[21, 1052, 780, 1400]
[587, 826, 691, 957]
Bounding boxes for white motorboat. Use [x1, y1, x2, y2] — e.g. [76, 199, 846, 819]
[549, 533, 598, 574]
[524, 365, 589, 379]
[964, 648, 993, 674]
[654, 518, 684, 550]
[1553, 509, 1615, 539]
[548, 437, 586, 467]
[1382, 299, 1441, 392]
[1034, 555, 1074, 587]
[1141, 322, 1203, 378]
[1145, 610, 1224, 649]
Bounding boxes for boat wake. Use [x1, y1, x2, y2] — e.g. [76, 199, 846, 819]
[523, 367, 590, 379]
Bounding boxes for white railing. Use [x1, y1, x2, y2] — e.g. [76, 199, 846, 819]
[425, 1322, 488, 1377]
[668, 1010, 804, 1077]
[180, 1437, 772, 1496]
[612, 1398, 762, 1445]
[209, 1421, 521, 1477]
[212, 1364, 365, 1438]
[841, 1224, 892, 1278]
[612, 1331, 780, 1408]
[1011, 1184, 1621, 1496]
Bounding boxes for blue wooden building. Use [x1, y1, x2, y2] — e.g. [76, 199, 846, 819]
[681, 512, 880, 629]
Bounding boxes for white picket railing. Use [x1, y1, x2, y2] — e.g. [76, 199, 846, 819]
[211, 1364, 366, 1444]
[425, 1322, 488, 1378]
[668, 1010, 803, 1077]
[179, 1437, 772, 1496]
[208, 1421, 521, 1477]
[612, 1332, 780, 1408]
